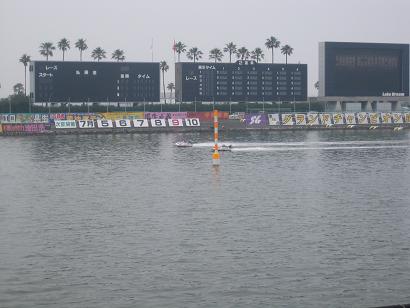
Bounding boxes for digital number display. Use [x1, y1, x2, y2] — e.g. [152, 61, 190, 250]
[32, 61, 160, 103]
[322, 42, 409, 96]
[176, 61, 307, 102]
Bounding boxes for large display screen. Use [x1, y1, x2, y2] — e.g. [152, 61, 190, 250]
[321, 42, 409, 97]
[175, 61, 307, 102]
[31, 61, 160, 102]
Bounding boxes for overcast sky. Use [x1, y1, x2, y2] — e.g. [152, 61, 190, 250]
[1, 0, 409, 98]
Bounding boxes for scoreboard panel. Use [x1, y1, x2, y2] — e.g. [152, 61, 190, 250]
[30, 61, 160, 102]
[319, 42, 409, 97]
[175, 61, 307, 102]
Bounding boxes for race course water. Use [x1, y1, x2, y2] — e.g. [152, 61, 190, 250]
[0, 130, 410, 307]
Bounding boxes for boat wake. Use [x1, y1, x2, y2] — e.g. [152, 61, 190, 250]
[192, 140, 410, 152]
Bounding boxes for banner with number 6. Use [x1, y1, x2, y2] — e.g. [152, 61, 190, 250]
[115, 119, 131, 128]
[185, 118, 200, 127]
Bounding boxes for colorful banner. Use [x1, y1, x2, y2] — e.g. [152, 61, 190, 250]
[0, 113, 50, 123]
[344, 113, 356, 125]
[55, 120, 77, 128]
[49, 113, 67, 121]
[307, 113, 320, 125]
[404, 113, 410, 123]
[187, 112, 229, 121]
[144, 112, 188, 119]
[392, 113, 403, 124]
[357, 112, 369, 124]
[245, 113, 268, 127]
[229, 112, 246, 120]
[369, 113, 380, 124]
[332, 113, 344, 125]
[268, 114, 280, 125]
[2, 123, 49, 133]
[320, 114, 332, 126]
[65, 113, 102, 121]
[281, 114, 294, 125]
[381, 113, 392, 124]
[0, 114, 16, 123]
[295, 114, 306, 125]
[101, 112, 144, 120]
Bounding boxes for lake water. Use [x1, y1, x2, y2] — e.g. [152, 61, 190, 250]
[1, 130, 410, 307]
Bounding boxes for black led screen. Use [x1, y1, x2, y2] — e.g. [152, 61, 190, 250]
[175, 61, 307, 102]
[322, 42, 409, 96]
[31, 61, 160, 102]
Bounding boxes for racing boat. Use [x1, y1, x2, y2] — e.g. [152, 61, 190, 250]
[214, 144, 232, 152]
[175, 140, 193, 147]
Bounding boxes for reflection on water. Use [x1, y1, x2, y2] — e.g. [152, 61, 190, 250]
[0, 130, 410, 308]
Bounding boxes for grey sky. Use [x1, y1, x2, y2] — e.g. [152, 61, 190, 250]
[1, 0, 409, 98]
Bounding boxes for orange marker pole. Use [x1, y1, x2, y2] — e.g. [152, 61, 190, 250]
[212, 109, 220, 166]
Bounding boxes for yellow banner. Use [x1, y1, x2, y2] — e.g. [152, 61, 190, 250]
[101, 112, 144, 120]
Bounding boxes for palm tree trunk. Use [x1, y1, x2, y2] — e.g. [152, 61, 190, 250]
[285, 54, 288, 65]
[80, 51, 82, 62]
[178, 53, 180, 62]
[229, 53, 232, 63]
[63, 51, 65, 61]
[162, 71, 166, 104]
[271, 48, 274, 64]
[24, 66, 27, 96]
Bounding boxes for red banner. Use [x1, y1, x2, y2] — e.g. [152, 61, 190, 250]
[2, 123, 49, 133]
[187, 112, 229, 121]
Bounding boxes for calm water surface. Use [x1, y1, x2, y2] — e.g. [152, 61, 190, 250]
[0, 130, 410, 307]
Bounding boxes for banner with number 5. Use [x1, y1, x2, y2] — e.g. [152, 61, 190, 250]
[167, 119, 183, 127]
[185, 118, 200, 127]
[97, 120, 113, 128]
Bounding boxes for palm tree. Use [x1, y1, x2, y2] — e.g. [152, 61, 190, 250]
[39, 42, 55, 61]
[160, 61, 169, 104]
[174, 41, 186, 62]
[167, 82, 175, 103]
[75, 38, 88, 61]
[112, 49, 125, 61]
[236, 47, 250, 60]
[251, 48, 264, 63]
[91, 47, 106, 61]
[186, 47, 203, 63]
[57, 38, 70, 61]
[209, 48, 223, 63]
[19, 54, 31, 96]
[13, 83, 24, 95]
[223, 42, 237, 63]
[265, 36, 280, 64]
[281, 44, 294, 64]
